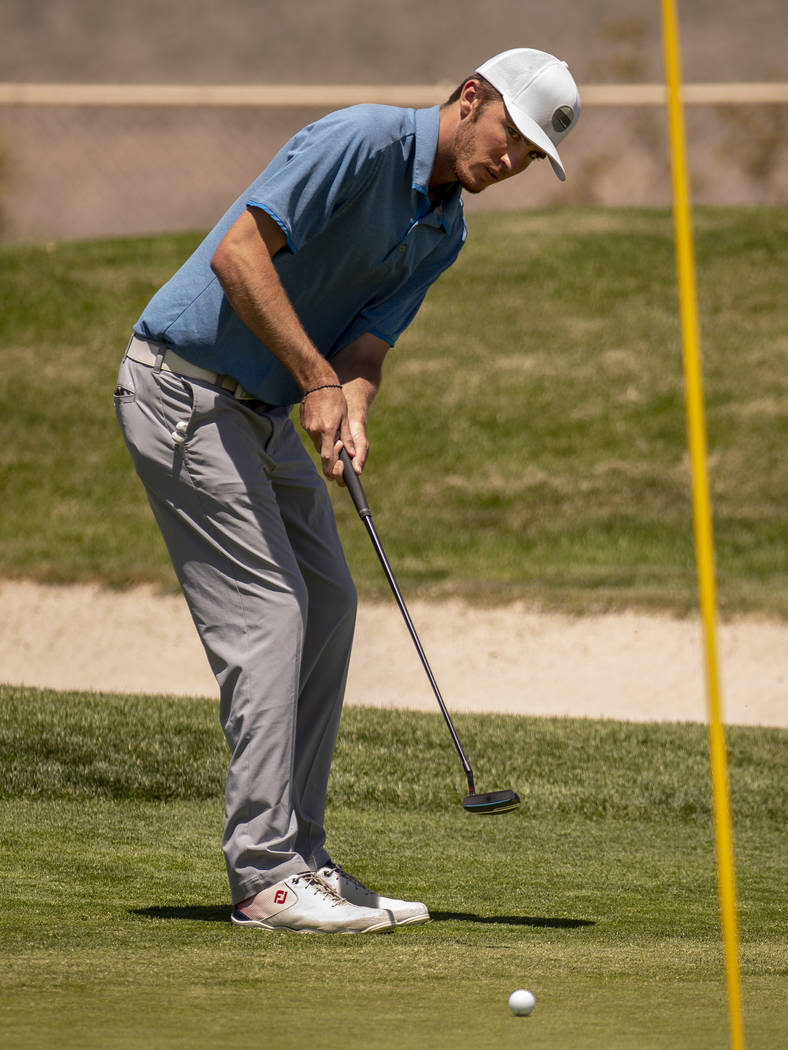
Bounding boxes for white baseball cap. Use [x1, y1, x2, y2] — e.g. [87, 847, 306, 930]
[475, 48, 581, 181]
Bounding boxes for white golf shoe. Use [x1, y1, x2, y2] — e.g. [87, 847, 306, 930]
[231, 871, 395, 934]
[317, 862, 430, 927]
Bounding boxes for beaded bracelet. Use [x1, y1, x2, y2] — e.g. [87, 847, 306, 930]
[301, 383, 342, 401]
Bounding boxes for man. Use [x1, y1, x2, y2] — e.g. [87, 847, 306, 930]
[114, 48, 580, 934]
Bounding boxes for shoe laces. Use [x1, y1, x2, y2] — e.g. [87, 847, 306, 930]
[323, 862, 371, 895]
[293, 871, 348, 908]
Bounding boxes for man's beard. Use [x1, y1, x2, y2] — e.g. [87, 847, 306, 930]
[451, 108, 488, 194]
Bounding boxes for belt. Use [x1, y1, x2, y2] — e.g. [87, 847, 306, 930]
[125, 334, 260, 402]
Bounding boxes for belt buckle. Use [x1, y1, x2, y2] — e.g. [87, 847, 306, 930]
[218, 374, 246, 399]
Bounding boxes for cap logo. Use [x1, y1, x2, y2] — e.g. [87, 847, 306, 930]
[552, 105, 574, 133]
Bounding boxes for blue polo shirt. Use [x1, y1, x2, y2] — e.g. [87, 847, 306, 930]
[135, 104, 466, 406]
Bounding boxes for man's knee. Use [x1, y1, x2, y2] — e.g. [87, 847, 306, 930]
[337, 569, 357, 624]
[327, 559, 357, 621]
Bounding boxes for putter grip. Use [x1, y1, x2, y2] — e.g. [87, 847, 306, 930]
[339, 447, 371, 517]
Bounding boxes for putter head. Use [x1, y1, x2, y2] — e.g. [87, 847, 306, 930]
[462, 789, 520, 815]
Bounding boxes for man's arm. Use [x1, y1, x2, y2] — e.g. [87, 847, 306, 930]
[331, 333, 390, 479]
[210, 206, 353, 479]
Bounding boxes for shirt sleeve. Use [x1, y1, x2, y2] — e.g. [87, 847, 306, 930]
[245, 108, 383, 254]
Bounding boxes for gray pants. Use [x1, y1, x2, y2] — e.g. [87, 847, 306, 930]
[114, 348, 356, 903]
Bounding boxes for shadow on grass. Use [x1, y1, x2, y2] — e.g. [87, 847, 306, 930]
[431, 912, 594, 928]
[133, 906, 594, 930]
[133, 905, 230, 923]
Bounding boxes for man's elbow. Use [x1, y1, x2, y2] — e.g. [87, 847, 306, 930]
[210, 239, 232, 282]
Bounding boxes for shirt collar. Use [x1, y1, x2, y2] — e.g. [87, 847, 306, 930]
[412, 106, 463, 233]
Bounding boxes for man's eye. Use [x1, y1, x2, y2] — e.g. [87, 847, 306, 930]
[507, 125, 521, 141]
[529, 150, 545, 162]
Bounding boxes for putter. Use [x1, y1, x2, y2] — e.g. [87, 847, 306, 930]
[339, 448, 520, 815]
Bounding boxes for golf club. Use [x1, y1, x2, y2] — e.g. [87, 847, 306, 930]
[339, 448, 520, 815]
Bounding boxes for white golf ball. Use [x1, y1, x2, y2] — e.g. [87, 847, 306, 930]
[508, 988, 535, 1016]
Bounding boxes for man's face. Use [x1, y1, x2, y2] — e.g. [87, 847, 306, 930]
[451, 94, 546, 194]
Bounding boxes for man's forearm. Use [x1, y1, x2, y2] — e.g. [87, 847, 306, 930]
[210, 209, 337, 393]
[334, 335, 388, 417]
[331, 333, 389, 471]
[211, 207, 353, 475]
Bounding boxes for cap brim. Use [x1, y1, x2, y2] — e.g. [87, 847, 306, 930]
[505, 104, 566, 181]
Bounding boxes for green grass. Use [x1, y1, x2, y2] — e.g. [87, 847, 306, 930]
[1, 685, 786, 1049]
[1, 207, 786, 615]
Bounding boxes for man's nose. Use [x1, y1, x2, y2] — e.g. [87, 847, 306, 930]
[509, 144, 534, 174]
[500, 144, 531, 176]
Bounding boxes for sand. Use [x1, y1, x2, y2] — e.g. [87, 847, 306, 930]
[2, 580, 785, 727]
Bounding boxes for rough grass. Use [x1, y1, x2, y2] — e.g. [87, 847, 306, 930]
[2, 685, 786, 824]
[1, 207, 786, 616]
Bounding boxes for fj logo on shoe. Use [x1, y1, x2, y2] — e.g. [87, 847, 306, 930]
[274, 890, 288, 904]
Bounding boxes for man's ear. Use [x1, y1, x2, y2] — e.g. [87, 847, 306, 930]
[459, 77, 482, 119]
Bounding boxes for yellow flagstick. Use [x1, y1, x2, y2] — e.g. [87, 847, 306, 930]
[660, 3, 745, 1048]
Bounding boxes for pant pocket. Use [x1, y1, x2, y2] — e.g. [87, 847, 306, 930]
[113, 356, 138, 404]
[153, 368, 198, 438]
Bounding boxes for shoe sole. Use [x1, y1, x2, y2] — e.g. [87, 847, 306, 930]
[394, 912, 431, 928]
[231, 912, 394, 934]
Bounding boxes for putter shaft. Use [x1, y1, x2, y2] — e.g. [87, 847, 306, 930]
[339, 449, 476, 795]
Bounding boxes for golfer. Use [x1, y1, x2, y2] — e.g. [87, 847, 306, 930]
[115, 48, 581, 934]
